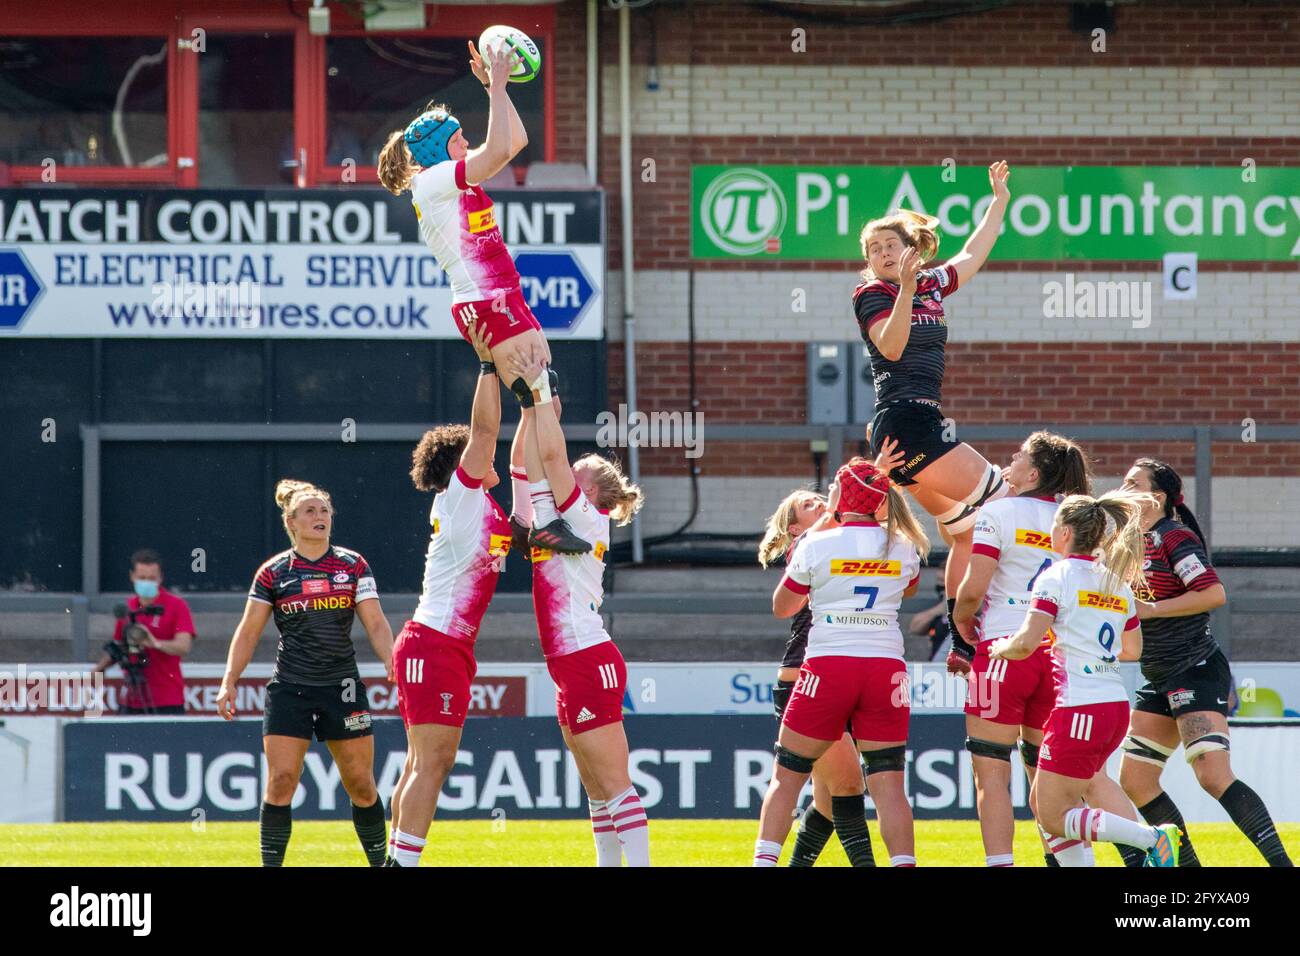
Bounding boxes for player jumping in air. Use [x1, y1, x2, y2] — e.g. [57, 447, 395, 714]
[385, 323, 512, 867]
[508, 352, 649, 866]
[759, 487, 871, 866]
[954, 432, 1147, 867]
[854, 161, 1014, 677]
[376, 41, 587, 556]
[1118, 458, 1292, 867]
[755, 450, 927, 868]
[217, 480, 395, 867]
[990, 491, 1180, 867]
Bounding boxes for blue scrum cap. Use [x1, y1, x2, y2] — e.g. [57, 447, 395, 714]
[404, 108, 461, 167]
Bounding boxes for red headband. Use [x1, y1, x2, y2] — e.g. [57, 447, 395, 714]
[835, 460, 890, 516]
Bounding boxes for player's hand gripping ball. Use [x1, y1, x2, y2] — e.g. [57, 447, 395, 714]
[477, 25, 542, 83]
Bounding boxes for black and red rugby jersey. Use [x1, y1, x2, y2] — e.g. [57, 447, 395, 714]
[1134, 517, 1221, 684]
[853, 264, 958, 406]
[249, 546, 379, 685]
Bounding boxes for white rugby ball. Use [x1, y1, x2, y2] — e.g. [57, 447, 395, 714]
[478, 25, 542, 84]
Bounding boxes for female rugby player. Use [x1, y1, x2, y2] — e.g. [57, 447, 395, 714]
[216, 481, 395, 867]
[758, 489, 868, 867]
[990, 491, 1179, 867]
[1117, 459, 1291, 866]
[954, 432, 1146, 866]
[508, 352, 648, 866]
[755, 455, 928, 867]
[385, 323, 514, 867]
[854, 161, 1013, 675]
[376, 42, 586, 556]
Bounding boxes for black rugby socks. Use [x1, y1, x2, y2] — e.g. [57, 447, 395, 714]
[1218, 780, 1292, 867]
[260, 801, 292, 867]
[831, 795, 876, 867]
[788, 806, 834, 867]
[1136, 791, 1200, 866]
[352, 797, 389, 867]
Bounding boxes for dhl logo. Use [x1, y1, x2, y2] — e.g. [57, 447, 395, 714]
[594, 541, 608, 561]
[1078, 590, 1128, 614]
[488, 533, 511, 557]
[432, 518, 440, 534]
[830, 559, 901, 576]
[468, 205, 497, 234]
[1015, 529, 1053, 550]
[412, 199, 422, 221]
[530, 546, 553, 562]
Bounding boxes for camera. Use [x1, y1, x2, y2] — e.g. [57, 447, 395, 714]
[106, 604, 157, 672]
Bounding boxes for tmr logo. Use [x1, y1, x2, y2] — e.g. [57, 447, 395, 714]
[1077, 591, 1127, 614]
[514, 251, 595, 331]
[50, 886, 151, 936]
[829, 559, 901, 577]
[0, 248, 45, 332]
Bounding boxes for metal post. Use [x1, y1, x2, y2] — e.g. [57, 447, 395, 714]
[81, 426, 101, 601]
[1194, 425, 1213, 553]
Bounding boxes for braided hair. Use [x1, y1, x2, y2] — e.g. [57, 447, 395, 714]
[1132, 457, 1206, 546]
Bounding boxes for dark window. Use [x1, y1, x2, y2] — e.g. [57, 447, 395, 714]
[325, 35, 545, 174]
[273, 340, 440, 422]
[0, 36, 167, 168]
[101, 341, 265, 422]
[198, 34, 295, 187]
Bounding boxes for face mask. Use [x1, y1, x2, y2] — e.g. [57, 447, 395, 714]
[134, 580, 160, 601]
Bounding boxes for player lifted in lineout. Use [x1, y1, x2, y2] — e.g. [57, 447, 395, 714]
[376, 40, 588, 556]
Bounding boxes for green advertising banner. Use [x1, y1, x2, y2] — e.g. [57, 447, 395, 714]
[691, 166, 1300, 261]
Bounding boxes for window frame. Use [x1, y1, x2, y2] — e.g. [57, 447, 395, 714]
[0, 1, 556, 188]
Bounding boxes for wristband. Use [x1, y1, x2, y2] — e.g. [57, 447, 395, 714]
[480, 361, 497, 375]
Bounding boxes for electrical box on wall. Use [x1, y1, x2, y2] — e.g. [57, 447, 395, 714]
[849, 341, 877, 424]
[807, 342, 849, 424]
[365, 1, 427, 32]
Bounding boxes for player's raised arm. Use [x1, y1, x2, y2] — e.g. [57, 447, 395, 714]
[465, 44, 522, 186]
[469, 41, 529, 157]
[460, 321, 501, 482]
[946, 161, 1010, 287]
[868, 245, 920, 362]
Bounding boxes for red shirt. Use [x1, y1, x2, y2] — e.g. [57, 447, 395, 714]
[111, 587, 195, 709]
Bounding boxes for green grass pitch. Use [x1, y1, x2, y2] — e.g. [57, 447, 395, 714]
[2, 820, 1294, 866]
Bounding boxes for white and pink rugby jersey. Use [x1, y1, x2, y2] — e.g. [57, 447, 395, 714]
[531, 485, 612, 659]
[412, 466, 512, 642]
[1029, 555, 1139, 708]
[781, 519, 921, 660]
[409, 158, 520, 302]
[970, 494, 1059, 642]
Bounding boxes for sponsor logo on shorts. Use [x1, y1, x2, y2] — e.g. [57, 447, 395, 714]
[468, 205, 497, 234]
[1169, 687, 1195, 709]
[905, 453, 927, 470]
[598, 662, 619, 690]
[440, 692, 453, 715]
[796, 672, 821, 698]
[575, 706, 596, 724]
[343, 710, 372, 732]
[405, 658, 425, 684]
[1039, 742, 1052, 762]
[1077, 590, 1128, 614]
[1068, 711, 1094, 741]
[1015, 529, 1053, 550]
[829, 559, 901, 577]
[986, 657, 1009, 682]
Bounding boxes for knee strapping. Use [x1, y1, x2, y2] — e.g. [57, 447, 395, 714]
[1122, 734, 1177, 767]
[966, 737, 1014, 762]
[1019, 739, 1041, 768]
[774, 744, 816, 775]
[1184, 733, 1230, 763]
[862, 745, 907, 776]
[938, 465, 1009, 535]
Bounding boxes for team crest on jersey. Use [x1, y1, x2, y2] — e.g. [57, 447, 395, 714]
[488, 533, 512, 557]
[830, 559, 901, 576]
[468, 205, 497, 233]
[1077, 590, 1127, 614]
[1015, 529, 1053, 550]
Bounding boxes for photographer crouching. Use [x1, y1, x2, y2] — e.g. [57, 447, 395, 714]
[92, 549, 196, 715]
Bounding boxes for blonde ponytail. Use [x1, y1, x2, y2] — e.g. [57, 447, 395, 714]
[883, 485, 931, 561]
[573, 453, 644, 527]
[1056, 490, 1153, 593]
[377, 129, 420, 196]
[758, 489, 826, 568]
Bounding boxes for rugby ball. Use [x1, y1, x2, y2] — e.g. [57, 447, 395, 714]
[478, 25, 542, 83]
